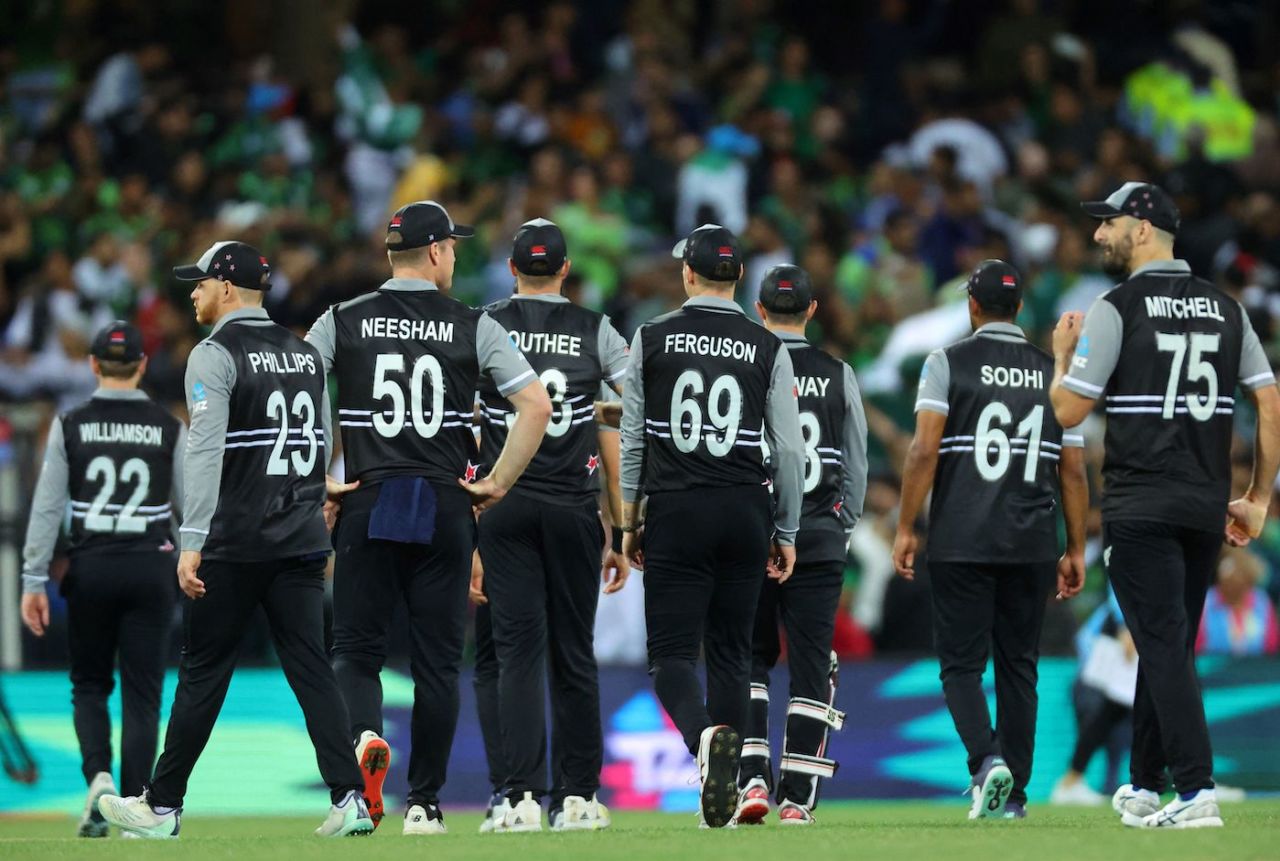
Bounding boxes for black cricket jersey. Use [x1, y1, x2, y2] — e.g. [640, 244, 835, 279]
[638, 305, 780, 494]
[788, 342, 850, 562]
[479, 296, 608, 505]
[920, 324, 1073, 563]
[1064, 265, 1253, 531]
[329, 288, 483, 486]
[63, 396, 182, 556]
[203, 321, 329, 560]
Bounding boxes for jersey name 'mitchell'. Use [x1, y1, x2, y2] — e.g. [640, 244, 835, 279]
[1144, 295, 1225, 322]
[508, 331, 582, 356]
[77, 422, 165, 446]
[247, 351, 318, 375]
[663, 333, 758, 364]
[360, 316, 456, 342]
[980, 364, 1045, 389]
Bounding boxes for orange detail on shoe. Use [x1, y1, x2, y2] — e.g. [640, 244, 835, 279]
[360, 739, 391, 828]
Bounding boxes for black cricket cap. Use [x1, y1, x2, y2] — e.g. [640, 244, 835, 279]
[91, 320, 144, 362]
[672, 224, 743, 282]
[173, 241, 272, 290]
[386, 200, 474, 250]
[1081, 181, 1181, 235]
[962, 259, 1023, 309]
[511, 218, 567, 276]
[758, 264, 814, 314]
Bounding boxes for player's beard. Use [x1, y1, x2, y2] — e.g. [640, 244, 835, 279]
[1101, 234, 1134, 279]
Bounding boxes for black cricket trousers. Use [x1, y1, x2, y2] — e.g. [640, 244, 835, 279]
[644, 484, 771, 755]
[64, 550, 175, 796]
[331, 482, 475, 806]
[148, 555, 362, 808]
[478, 491, 605, 806]
[930, 559, 1055, 807]
[1103, 519, 1217, 794]
[741, 558, 843, 805]
[473, 602, 506, 795]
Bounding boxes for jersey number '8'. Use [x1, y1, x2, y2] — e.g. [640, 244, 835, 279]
[503, 368, 576, 438]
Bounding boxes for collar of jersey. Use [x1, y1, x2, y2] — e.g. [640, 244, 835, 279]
[380, 277, 440, 292]
[511, 292, 570, 303]
[210, 306, 271, 334]
[92, 388, 150, 401]
[1129, 258, 1192, 277]
[776, 331, 809, 344]
[683, 295, 744, 314]
[974, 321, 1027, 340]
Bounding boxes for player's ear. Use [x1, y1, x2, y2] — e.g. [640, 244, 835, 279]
[806, 300, 818, 322]
[754, 300, 767, 321]
[90, 355, 101, 377]
[508, 258, 518, 278]
[559, 258, 572, 279]
[135, 355, 149, 380]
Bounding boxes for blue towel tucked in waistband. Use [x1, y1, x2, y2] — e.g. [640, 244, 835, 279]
[368, 477, 437, 544]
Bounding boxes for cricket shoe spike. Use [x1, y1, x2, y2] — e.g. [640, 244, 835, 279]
[315, 790, 375, 837]
[697, 725, 741, 828]
[354, 730, 391, 829]
[968, 755, 1013, 820]
[78, 771, 115, 838]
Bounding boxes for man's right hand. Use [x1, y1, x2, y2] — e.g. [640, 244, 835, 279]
[470, 551, 487, 605]
[178, 550, 206, 599]
[622, 527, 644, 569]
[1226, 495, 1269, 547]
[892, 529, 918, 579]
[767, 542, 795, 584]
[21, 593, 49, 637]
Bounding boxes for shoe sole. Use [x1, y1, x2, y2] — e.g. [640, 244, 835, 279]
[976, 765, 1013, 819]
[779, 817, 812, 826]
[735, 797, 769, 825]
[700, 727, 741, 829]
[359, 739, 391, 828]
[338, 818, 376, 837]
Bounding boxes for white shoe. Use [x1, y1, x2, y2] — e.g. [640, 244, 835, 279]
[552, 795, 597, 831]
[696, 725, 741, 829]
[735, 777, 770, 825]
[314, 790, 375, 837]
[592, 795, 611, 830]
[403, 803, 447, 835]
[967, 757, 1013, 820]
[1142, 790, 1223, 829]
[777, 799, 815, 825]
[97, 793, 180, 839]
[500, 791, 542, 833]
[78, 772, 115, 838]
[1050, 777, 1106, 806]
[479, 793, 506, 834]
[1113, 784, 1161, 827]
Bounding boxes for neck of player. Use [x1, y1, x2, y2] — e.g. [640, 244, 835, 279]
[1127, 243, 1175, 274]
[516, 277, 564, 296]
[766, 321, 807, 337]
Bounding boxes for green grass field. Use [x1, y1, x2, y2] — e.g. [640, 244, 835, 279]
[3, 801, 1278, 861]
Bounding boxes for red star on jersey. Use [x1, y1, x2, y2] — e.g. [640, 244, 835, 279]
[464, 461, 479, 483]
[586, 453, 600, 475]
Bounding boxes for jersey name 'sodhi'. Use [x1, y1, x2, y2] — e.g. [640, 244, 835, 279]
[980, 365, 1045, 389]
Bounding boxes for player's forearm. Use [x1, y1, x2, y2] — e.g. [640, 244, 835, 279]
[598, 429, 623, 524]
[621, 499, 642, 530]
[896, 439, 937, 535]
[1059, 448, 1089, 555]
[488, 384, 551, 489]
[1247, 385, 1280, 504]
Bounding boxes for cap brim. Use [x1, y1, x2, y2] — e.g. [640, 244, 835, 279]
[671, 238, 688, 258]
[450, 223, 475, 238]
[173, 264, 208, 281]
[1081, 201, 1122, 220]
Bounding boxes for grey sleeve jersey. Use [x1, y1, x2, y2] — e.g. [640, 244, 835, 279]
[21, 417, 69, 593]
[304, 308, 338, 376]
[180, 341, 237, 552]
[1060, 298, 1123, 399]
[171, 422, 188, 519]
[840, 364, 869, 532]
[477, 312, 538, 396]
[1238, 305, 1276, 390]
[765, 345, 804, 545]
[620, 328, 646, 503]
[915, 349, 951, 414]
[598, 316, 630, 389]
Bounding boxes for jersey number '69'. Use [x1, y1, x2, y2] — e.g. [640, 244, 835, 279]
[670, 370, 742, 457]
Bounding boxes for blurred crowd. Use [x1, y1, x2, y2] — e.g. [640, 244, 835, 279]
[4, 0, 1280, 664]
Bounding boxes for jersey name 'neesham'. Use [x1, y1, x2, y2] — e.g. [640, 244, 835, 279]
[360, 316, 456, 342]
